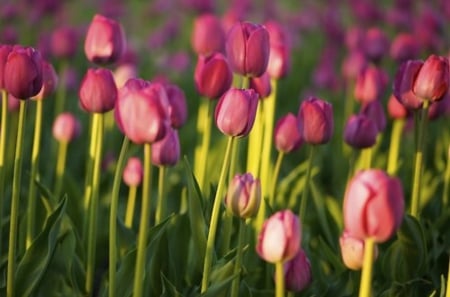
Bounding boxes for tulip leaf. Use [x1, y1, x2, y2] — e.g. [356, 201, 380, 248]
[14, 196, 67, 297]
[161, 273, 182, 297]
[310, 180, 335, 247]
[201, 274, 237, 297]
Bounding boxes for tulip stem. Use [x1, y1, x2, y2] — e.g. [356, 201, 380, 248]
[219, 210, 233, 256]
[54, 140, 68, 199]
[387, 119, 405, 175]
[109, 136, 129, 297]
[230, 218, 246, 297]
[445, 256, 450, 297]
[228, 138, 240, 182]
[155, 166, 167, 224]
[194, 99, 212, 193]
[361, 147, 373, 170]
[275, 261, 285, 297]
[85, 113, 104, 297]
[0, 89, 9, 258]
[358, 237, 375, 297]
[300, 145, 315, 221]
[26, 99, 44, 248]
[411, 100, 430, 218]
[201, 136, 235, 293]
[133, 143, 153, 297]
[83, 115, 97, 239]
[246, 102, 263, 175]
[7, 100, 27, 297]
[269, 151, 285, 207]
[442, 143, 450, 209]
[125, 185, 137, 229]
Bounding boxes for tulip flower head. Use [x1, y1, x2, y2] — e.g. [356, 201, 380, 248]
[256, 209, 301, 263]
[274, 113, 303, 153]
[52, 112, 81, 143]
[0, 44, 13, 89]
[79, 68, 118, 113]
[354, 65, 386, 104]
[344, 114, 378, 149]
[360, 100, 386, 133]
[50, 26, 79, 59]
[264, 20, 291, 79]
[194, 52, 232, 99]
[249, 72, 271, 99]
[363, 27, 389, 63]
[412, 54, 449, 102]
[225, 173, 261, 219]
[393, 59, 424, 110]
[297, 97, 334, 145]
[165, 83, 188, 129]
[387, 93, 409, 119]
[123, 157, 143, 187]
[339, 230, 378, 270]
[343, 169, 404, 243]
[390, 33, 419, 63]
[151, 127, 181, 167]
[282, 248, 312, 292]
[191, 13, 225, 56]
[34, 60, 58, 100]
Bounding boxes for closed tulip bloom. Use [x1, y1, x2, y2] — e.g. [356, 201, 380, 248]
[341, 50, 368, 81]
[297, 97, 334, 145]
[191, 13, 225, 55]
[52, 112, 81, 143]
[50, 26, 79, 59]
[360, 100, 386, 132]
[225, 173, 261, 219]
[79, 68, 117, 113]
[123, 157, 143, 187]
[194, 53, 232, 99]
[0, 44, 13, 89]
[387, 94, 409, 119]
[393, 60, 424, 110]
[274, 113, 302, 153]
[343, 169, 404, 243]
[34, 60, 58, 100]
[390, 33, 419, 63]
[4, 46, 43, 99]
[256, 209, 301, 263]
[339, 231, 378, 270]
[413, 54, 449, 102]
[151, 127, 180, 167]
[226, 21, 270, 77]
[283, 248, 312, 292]
[113, 63, 137, 88]
[249, 72, 271, 98]
[364, 27, 389, 63]
[344, 114, 378, 149]
[215, 88, 258, 137]
[354, 65, 385, 104]
[84, 14, 126, 65]
[165, 84, 188, 128]
[265, 20, 291, 79]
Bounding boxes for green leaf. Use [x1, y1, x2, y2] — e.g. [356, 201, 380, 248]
[14, 196, 67, 297]
[201, 274, 237, 297]
[161, 273, 182, 297]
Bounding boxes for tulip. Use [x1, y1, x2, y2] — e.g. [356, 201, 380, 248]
[343, 169, 404, 243]
[413, 54, 449, 102]
[113, 63, 137, 88]
[297, 97, 334, 145]
[282, 248, 312, 292]
[249, 72, 271, 99]
[274, 113, 302, 153]
[360, 100, 386, 132]
[339, 231, 378, 270]
[256, 209, 301, 263]
[344, 114, 378, 149]
[354, 65, 386, 104]
[52, 112, 81, 143]
[390, 33, 419, 63]
[4, 46, 43, 99]
[191, 13, 225, 56]
[345, 26, 365, 51]
[194, 53, 232, 99]
[363, 27, 389, 63]
[84, 14, 126, 65]
[79, 68, 117, 113]
[387, 94, 409, 119]
[50, 26, 79, 59]
[393, 60, 424, 110]
[34, 60, 58, 100]
[341, 50, 367, 81]
[225, 21, 270, 77]
[151, 127, 180, 167]
[123, 157, 143, 187]
[225, 173, 261, 219]
[0, 45, 13, 89]
[165, 83, 188, 129]
[264, 20, 291, 79]
[215, 88, 258, 137]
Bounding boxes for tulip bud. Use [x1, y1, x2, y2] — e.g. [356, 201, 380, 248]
[225, 21, 270, 77]
[393, 60, 424, 110]
[194, 53, 232, 99]
[191, 13, 225, 56]
[113, 63, 137, 88]
[0, 44, 13, 89]
[249, 72, 271, 99]
[151, 127, 180, 167]
[339, 231, 378, 270]
[274, 113, 302, 153]
[165, 84, 188, 129]
[79, 68, 118, 113]
[34, 60, 58, 100]
[256, 209, 301, 263]
[282, 248, 312, 292]
[387, 94, 409, 119]
[364, 27, 389, 63]
[84, 14, 126, 65]
[360, 100, 386, 132]
[264, 20, 291, 79]
[354, 65, 386, 104]
[297, 97, 334, 145]
[343, 169, 404, 243]
[52, 112, 81, 143]
[413, 54, 449, 102]
[50, 26, 79, 59]
[225, 173, 261, 219]
[215, 88, 258, 137]
[344, 114, 378, 149]
[4, 46, 43, 99]
[341, 50, 368, 81]
[123, 157, 143, 187]
[390, 33, 419, 63]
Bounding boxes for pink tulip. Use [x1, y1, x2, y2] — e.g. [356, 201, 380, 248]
[191, 13, 225, 56]
[387, 94, 409, 119]
[413, 54, 449, 102]
[151, 127, 180, 167]
[390, 33, 419, 63]
[283, 248, 312, 292]
[52, 112, 81, 143]
[249, 72, 271, 99]
[225, 173, 261, 219]
[79, 68, 117, 113]
[50, 26, 79, 59]
[123, 157, 143, 187]
[34, 60, 58, 100]
[297, 97, 334, 145]
[0, 44, 13, 89]
[194, 53, 232, 99]
[165, 84, 188, 129]
[339, 230, 378, 270]
[274, 113, 303, 153]
[354, 65, 386, 104]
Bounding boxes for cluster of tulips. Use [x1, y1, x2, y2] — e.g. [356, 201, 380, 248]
[0, 0, 449, 297]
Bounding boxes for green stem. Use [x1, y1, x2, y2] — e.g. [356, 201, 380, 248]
[194, 99, 212, 192]
[387, 119, 405, 175]
[241, 76, 250, 89]
[358, 237, 375, 297]
[109, 136, 129, 297]
[85, 113, 104, 297]
[299, 145, 315, 221]
[446, 256, 450, 297]
[83, 115, 97, 239]
[54, 141, 68, 199]
[125, 185, 137, 229]
[362, 147, 373, 170]
[228, 138, 240, 182]
[0, 89, 9, 258]
[26, 99, 43, 248]
[201, 136, 235, 292]
[411, 100, 430, 218]
[246, 102, 263, 175]
[133, 143, 153, 297]
[442, 144, 450, 208]
[230, 219, 246, 297]
[275, 261, 285, 297]
[7, 100, 27, 297]
[219, 210, 233, 256]
[269, 151, 284, 207]
[155, 166, 167, 224]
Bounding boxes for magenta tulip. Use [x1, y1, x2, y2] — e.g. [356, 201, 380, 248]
[360, 100, 386, 132]
[264, 20, 291, 79]
[249, 72, 271, 99]
[390, 33, 419, 63]
[52, 112, 81, 143]
[50, 26, 79, 59]
[413, 54, 449, 102]
[387, 94, 409, 119]
[123, 157, 143, 187]
[225, 173, 261, 219]
[165, 83, 188, 129]
[297, 97, 334, 145]
[79, 68, 117, 113]
[354, 65, 386, 104]
[363, 27, 389, 63]
[0, 44, 13, 89]
[194, 53, 232, 99]
[151, 127, 180, 167]
[34, 60, 58, 99]
[274, 113, 302, 153]
[283, 248, 312, 292]
[191, 13, 225, 56]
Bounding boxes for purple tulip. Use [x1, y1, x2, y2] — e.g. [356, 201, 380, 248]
[282, 248, 312, 292]
[165, 83, 188, 129]
[151, 127, 180, 167]
[79, 68, 118, 113]
[363, 27, 389, 63]
[390, 33, 420, 63]
[297, 97, 334, 145]
[393, 60, 424, 110]
[360, 100, 386, 132]
[344, 114, 378, 149]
